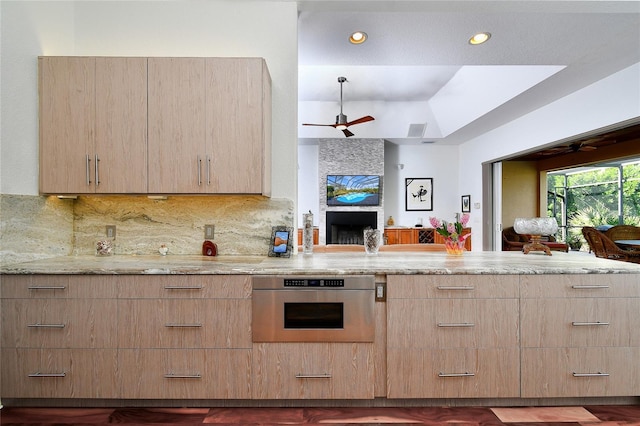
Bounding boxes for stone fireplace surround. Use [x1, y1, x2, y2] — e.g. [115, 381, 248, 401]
[318, 139, 384, 245]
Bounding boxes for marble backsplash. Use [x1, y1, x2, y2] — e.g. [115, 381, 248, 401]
[1, 194, 294, 265]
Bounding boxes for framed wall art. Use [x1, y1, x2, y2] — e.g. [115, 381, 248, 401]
[405, 178, 433, 211]
[268, 226, 293, 257]
[461, 194, 471, 213]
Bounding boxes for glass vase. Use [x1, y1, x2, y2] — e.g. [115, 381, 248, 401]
[444, 239, 465, 255]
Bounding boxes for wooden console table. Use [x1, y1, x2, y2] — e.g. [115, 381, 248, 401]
[384, 227, 471, 251]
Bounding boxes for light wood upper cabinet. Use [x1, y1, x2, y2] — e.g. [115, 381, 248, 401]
[40, 56, 271, 195]
[39, 57, 147, 194]
[148, 57, 271, 195]
[39, 57, 95, 194]
[147, 58, 206, 193]
[94, 57, 147, 193]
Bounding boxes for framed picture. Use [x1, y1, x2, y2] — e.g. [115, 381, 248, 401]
[405, 178, 433, 211]
[461, 194, 471, 213]
[268, 226, 293, 257]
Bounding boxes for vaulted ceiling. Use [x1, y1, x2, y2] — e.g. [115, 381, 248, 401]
[296, 1, 640, 146]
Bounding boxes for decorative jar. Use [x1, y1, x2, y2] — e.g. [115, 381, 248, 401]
[444, 238, 465, 255]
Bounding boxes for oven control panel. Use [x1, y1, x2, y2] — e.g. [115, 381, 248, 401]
[283, 278, 344, 287]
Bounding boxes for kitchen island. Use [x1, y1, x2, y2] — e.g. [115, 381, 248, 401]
[1, 252, 639, 407]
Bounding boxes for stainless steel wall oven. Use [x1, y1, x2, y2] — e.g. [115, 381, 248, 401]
[252, 275, 375, 342]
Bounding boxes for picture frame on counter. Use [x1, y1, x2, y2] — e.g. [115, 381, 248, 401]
[461, 194, 471, 213]
[405, 178, 433, 211]
[268, 226, 293, 257]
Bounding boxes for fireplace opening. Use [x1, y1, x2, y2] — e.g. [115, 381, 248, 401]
[326, 211, 377, 245]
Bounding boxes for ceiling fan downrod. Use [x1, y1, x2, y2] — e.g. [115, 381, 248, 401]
[336, 76, 348, 126]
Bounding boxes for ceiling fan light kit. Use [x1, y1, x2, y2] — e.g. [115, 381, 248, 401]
[302, 76, 375, 137]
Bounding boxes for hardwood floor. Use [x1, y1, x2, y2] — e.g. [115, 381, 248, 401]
[1, 405, 640, 425]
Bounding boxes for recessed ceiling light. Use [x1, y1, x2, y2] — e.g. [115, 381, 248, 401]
[349, 31, 368, 44]
[469, 32, 491, 45]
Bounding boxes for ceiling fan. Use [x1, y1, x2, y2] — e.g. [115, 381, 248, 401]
[302, 76, 375, 137]
[539, 141, 599, 156]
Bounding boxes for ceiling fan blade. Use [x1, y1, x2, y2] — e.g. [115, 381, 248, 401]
[302, 123, 338, 128]
[345, 115, 375, 127]
[342, 128, 355, 137]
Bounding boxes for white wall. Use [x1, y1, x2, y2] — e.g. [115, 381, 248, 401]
[0, 1, 298, 201]
[459, 62, 640, 249]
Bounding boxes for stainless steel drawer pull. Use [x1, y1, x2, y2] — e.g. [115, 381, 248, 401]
[438, 322, 475, 327]
[28, 323, 66, 328]
[86, 154, 91, 185]
[164, 373, 201, 379]
[572, 372, 610, 377]
[295, 373, 332, 379]
[28, 372, 66, 378]
[164, 286, 203, 290]
[197, 155, 202, 186]
[164, 323, 202, 328]
[437, 286, 475, 290]
[572, 321, 609, 326]
[438, 372, 475, 377]
[28, 286, 66, 290]
[571, 285, 609, 289]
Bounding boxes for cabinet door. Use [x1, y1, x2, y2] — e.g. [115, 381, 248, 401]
[39, 57, 96, 194]
[95, 57, 147, 193]
[148, 58, 206, 193]
[206, 58, 269, 194]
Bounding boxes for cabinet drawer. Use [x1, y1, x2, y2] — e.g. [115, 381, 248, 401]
[117, 275, 251, 299]
[118, 349, 251, 399]
[520, 274, 640, 298]
[388, 298, 519, 349]
[1, 275, 117, 298]
[118, 298, 251, 348]
[387, 348, 520, 398]
[521, 298, 640, 347]
[252, 343, 374, 399]
[388, 275, 519, 299]
[1, 348, 118, 398]
[1, 299, 118, 348]
[522, 347, 640, 397]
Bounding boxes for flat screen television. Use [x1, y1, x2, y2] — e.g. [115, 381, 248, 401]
[326, 175, 381, 206]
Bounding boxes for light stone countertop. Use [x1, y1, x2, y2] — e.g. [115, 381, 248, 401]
[2, 251, 640, 275]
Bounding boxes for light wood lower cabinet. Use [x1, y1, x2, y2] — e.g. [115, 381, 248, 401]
[520, 274, 640, 398]
[1, 275, 251, 400]
[118, 349, 252, 399]
[386, 275, 520, 398]
[252, 343, 374, 399]
[1, 348, 118, 398]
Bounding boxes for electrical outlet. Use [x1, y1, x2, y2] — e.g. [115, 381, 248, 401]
[375, 283, 386, 302]
[204, 224, 215, 240]
[106, 225, 116, 239]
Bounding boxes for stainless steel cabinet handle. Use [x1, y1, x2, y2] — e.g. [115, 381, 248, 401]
[437, 322, 475, 327]
[572, 321, 609, 326]
[28, 372, 66, 378]
[28, 286, 66, 290]
[164, 373, 201, 379]
[95, 154, 100, 186]
[28, 323, 66, 328]
[86, 154, 91, 185]
[438, 372, 475, 377]
[206, 155, 211, 186]
[572, 285, 609, 289]
[295, 373, 332, 379]
[164, 286, 203, 290]
[197, 155, 202, 186]
[164, 323, 202, 328]
[437, 286, 475, 290]
[573, 372, 610, 377]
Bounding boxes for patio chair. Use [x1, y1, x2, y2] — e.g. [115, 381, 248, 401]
[604, 225, 640, 242]
[582, 226, 640, 264]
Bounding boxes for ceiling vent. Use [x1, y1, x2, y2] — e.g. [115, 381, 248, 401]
[407, 123, 427, 138]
